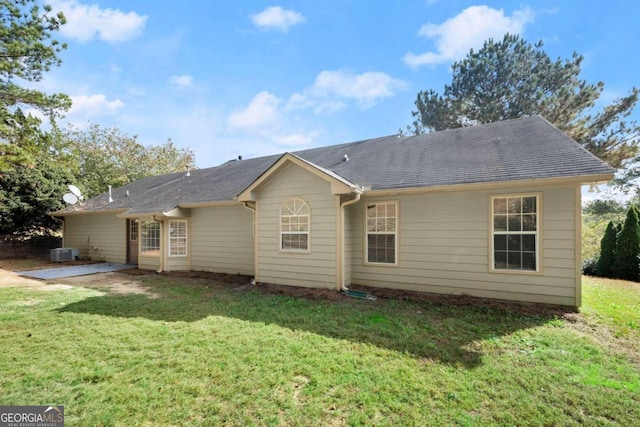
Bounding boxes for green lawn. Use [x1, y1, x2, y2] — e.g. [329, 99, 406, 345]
[0, 267, 638, 426]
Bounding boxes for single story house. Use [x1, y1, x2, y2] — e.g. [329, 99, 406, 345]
[53, 116, 615, 308]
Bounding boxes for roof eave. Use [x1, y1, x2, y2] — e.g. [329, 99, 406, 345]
[363, 173, 615, 197]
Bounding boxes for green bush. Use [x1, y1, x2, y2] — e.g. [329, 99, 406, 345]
[613, 207, 640, 281]
[582, 257, 599, 276]
[596, 221, 618, 277]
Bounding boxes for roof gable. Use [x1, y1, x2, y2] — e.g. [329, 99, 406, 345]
[237, 153, 362, 201]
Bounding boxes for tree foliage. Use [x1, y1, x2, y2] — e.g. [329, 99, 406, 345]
[596, 221, 618, 278]
[410, 34, 639, 169]
[59, 124, 196, 198]
[583, 199, 626, 216]
[0, 125, 75, 238]
[612, 207, 640, 281]
[0, 0, 71, 171]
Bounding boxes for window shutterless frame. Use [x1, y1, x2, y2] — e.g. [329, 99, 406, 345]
[280, 198, 310, 252]
[364, 201, 398, 265]
[140, 221, 160, 256]
[168, 220, 188, 257]
[490, 193, 541, 273]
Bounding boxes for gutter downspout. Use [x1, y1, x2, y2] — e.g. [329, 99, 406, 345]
[153, 215, 165, 273]
[338, 192, 362, 291]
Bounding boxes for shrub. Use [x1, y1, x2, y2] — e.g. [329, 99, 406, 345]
[582, 257, 599, 276]
[596, 221, 618, 278]
[613, 207, 640, 281]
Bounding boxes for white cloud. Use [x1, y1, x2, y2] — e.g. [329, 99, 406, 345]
[250, 6, 305, 32]
[51, 0, 147, 42]
[227, 91, 281, 131]
[272, 132, 315, 147]
[226, 91, 315, 153]
[403, 5, 534, 67]
[69, 94, 125, 115]
[287, 70, 407, 113]
[169, 75, 194, 86]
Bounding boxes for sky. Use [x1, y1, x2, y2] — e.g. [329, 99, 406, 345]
[33, 0, 640, 183]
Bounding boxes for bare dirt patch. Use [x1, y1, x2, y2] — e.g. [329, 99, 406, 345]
[50, 272, 157, 297]
[0, 267, 156, 297]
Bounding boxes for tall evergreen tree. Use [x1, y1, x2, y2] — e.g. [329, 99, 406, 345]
[410, 34, 639, 170]
[597, 221, 618, 278]
[0, 0, 70, 171]
[613, 207, 640, 281]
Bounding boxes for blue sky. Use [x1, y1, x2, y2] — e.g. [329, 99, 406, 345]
[36, 0, 639, 173]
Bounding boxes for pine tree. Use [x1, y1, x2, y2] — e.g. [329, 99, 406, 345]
[613, 207, 640, 281]
[597, 221, 618, 278]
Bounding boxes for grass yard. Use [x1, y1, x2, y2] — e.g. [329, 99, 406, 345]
[0, 263, 638, 426]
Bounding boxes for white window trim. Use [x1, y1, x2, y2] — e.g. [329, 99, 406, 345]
[140, 221, 160, 257]
[279, 198, 311, 253]
[168, 220, 188, 257]
[490, 193, 541, 274]
[364, 200, 399, 266]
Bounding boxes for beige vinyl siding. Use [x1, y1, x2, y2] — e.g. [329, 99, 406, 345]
[349, 185, 578, 306]
[256, 164, 337, 288]
[63, 213, 126, 263]
[190, 205, 255, 275]
[138, 255, 160, 271]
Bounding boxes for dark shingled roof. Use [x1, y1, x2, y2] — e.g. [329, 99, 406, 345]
[55, 116, 614, 216]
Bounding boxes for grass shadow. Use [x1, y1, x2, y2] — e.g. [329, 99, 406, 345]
[56, 272, 565, 368]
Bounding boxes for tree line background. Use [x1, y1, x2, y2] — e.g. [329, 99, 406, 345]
[1, 1, 639, 277]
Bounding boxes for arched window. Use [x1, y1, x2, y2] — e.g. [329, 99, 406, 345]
[280, 198, 310, 251]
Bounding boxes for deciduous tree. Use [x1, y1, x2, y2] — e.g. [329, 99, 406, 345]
[60, 124, 196, 198]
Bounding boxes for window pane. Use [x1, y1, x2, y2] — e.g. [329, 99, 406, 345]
[387, 218, 396, 232]
[494, 215, 507, 231]
[508, 252, 522, 269]
[387, 203, 396, 217]
[494, 198, 507, 214]
[522, 253, 536, 270]
[522, 235, 536, 252]
[508, 215, 522, 232]
[508, 235, 522, 251]
[376, 218, 385, 232]
[522, 214, 536, 231]
[508, 198, 521, 214]
[522, 196, 536, 214]
[494, 251, 507, 269]
[367, 219, 376, 232]
[494, 235, 506, 251]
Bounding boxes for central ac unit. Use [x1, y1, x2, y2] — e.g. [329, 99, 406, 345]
[50, 248, 79, 262]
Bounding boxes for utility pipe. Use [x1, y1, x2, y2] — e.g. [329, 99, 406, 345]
[338, 192, 362, 291]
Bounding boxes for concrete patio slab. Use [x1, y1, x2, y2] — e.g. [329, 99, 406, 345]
[17, 263, 135, 280]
